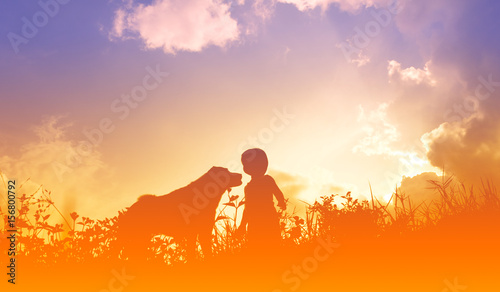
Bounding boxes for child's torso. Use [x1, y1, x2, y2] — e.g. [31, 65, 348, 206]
[244, 175, 276, 213]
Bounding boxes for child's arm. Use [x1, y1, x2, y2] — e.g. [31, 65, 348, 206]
[237, 207, 248, 235]
[240, 208, 248, 228]
[268, 176, 286, 210]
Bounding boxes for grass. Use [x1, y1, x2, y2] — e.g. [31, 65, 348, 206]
[1, 174, 499, 291]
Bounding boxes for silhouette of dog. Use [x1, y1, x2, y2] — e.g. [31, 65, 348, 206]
[117, 167, 242, 260]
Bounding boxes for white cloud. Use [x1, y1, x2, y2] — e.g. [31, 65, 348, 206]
[351, 50, 370, 67]
[111, 0, 240, 54]
[238, 0, 278, 35]
[253, 0, 277, 20]
[277, 0, 392, 12]
[354, 103, 431, 177]
[353, 103, 400, 156]
[388, 60, 437, 86]
[109, 0, 400, 54]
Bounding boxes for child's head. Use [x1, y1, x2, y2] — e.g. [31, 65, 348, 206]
[241, 148, 268, 177]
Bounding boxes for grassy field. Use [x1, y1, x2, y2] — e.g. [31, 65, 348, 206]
[1, 176, 499, 291]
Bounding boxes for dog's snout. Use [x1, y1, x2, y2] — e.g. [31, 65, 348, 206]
[231, 173, 243, 186]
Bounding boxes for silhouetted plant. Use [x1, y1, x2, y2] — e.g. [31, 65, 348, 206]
[1, 172, 499, 266]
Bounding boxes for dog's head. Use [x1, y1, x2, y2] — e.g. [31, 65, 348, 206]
[208, 166, 242, 191]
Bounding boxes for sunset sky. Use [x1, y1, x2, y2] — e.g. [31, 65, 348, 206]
[1, 0, 500, 219]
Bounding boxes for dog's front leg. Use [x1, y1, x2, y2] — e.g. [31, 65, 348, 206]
[199, 230, 213, 258]
[186, 234, 197, 260]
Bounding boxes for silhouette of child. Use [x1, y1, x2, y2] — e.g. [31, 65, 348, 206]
[238, 148, 286, 249]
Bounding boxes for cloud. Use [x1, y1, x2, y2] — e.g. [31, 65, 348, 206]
[342, 0, 499, 192]
[397, 172, 446, 205]
[111, 0, 240, 54]
[277, 0, 392, 12]
[230, 0, 278, 36]
[336, 40, 371, 66]
[388, 60, 437, 86]
[422, 113, 500, 186]
[386, 0, 500, 187]
[353, 103, 435, 192]
[269, 169, 309, 215]
[109, 0, 402, 54]
[270, 168, 349, 215]
[271, 169, 308, 199]
[351, 51, 371, 67]
[253, 0, 277, 20]
[353, 103, 400, 156]
[0, 116, 116, 219]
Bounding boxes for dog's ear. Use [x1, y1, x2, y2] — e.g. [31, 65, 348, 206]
[210, 166, 227, 173]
